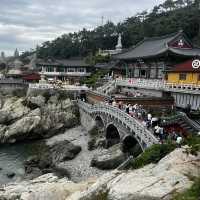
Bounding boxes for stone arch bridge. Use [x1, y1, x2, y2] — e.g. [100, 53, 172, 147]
[78, 100, 159, 151]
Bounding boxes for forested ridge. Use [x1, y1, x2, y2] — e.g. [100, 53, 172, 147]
[23, 0, 200, 59]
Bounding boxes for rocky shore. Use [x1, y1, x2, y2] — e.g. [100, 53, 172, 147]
[0, 94, 78, 143]
[0, 147, 199, 200]
[24, 139, 82, 180]
[0, 94, 199, 200]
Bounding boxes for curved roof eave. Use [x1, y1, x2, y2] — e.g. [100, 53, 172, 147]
[169, 47, 200, 57]
[115, 48, 168, 60]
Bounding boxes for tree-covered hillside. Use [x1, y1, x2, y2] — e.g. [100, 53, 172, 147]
[28, 0, 200, 59]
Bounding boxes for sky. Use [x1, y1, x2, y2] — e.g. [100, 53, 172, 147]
[0, 0, 165, 56]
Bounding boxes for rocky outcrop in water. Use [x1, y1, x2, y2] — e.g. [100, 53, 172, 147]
[24, 140, 81, 180]
[1, 147, 199, 200]
[0, 95, 79, 143]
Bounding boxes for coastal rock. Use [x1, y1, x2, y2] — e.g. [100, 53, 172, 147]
[47, 140, 82, 163]
[24, 140, 81, 179]
[0, 125, 7, 141]
[26, 95, 46, 108]
[6, 172, 16, 179]
[0, 97, 30, 124]
[91, 144, 127, 170]
[0, 95, 78, 143]
[68, 147, 200, 200]
[3, 109, 41, 142]
[0, 173, 95, 200]
[1, 148, 200, 200]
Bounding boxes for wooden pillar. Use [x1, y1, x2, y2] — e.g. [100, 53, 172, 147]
[155, 60, 159, 79]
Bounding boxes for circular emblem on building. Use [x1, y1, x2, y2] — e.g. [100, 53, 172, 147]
[192, 59, 200, 69]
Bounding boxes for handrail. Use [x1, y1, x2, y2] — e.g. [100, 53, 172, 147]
[179, 112, 200, 132]
[116, 79, 200, 94]
[160, 113, 183, 125]
[160, 112, 200, 132]
[29, 83, 89, 91]
[78, 100, 159, 147]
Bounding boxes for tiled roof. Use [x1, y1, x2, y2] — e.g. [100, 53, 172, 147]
[113, 31, 200, 60]
[36, 58, 91, 67]
[22, 73, 40, 80]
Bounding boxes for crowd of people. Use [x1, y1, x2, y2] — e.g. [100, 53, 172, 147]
[105, 98, 184, 146]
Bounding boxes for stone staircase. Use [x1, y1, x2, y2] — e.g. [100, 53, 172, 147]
[177, 119, 196, 134]
[194, 119, 200, 127]
[96, 80, 116, 95]
[178, 113, 200, 134]
[161, 112, 200, 134]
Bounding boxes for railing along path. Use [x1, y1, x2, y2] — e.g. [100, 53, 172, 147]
[116, 79, 200, 94]
[78, 100, 159, 148]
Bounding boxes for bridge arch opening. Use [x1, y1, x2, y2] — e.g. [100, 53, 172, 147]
[122, 135, 142, 156]
[106, 124, 120, 148]
[95, 116, 104, 129]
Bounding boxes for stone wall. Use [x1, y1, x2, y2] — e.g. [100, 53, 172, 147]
[79, 109, 96, 131]
[86, 90, 174, 110]
[86, 91, 107, 104]
[119, 86, 163, 98]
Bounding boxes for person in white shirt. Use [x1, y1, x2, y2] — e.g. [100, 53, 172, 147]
[147, 113, 152, 121]
[151, 117, 158, 127]
[176, 136, 183, 147]
[112, 100, 117, 107]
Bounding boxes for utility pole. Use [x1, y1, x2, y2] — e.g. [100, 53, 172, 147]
[101, 16, 104, 26]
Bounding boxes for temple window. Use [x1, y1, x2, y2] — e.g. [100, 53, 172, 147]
[68, 68, 75, 72]
[47, 67, 54, 72]
[58, 68, 64, 72]
[158, 68, 163, 78]
[179, 73, 186, 80]
[79, 68, 85, 72]
[140, 70, 146, 77]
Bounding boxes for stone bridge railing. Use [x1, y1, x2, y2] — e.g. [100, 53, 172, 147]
[78, 100, 159, 148]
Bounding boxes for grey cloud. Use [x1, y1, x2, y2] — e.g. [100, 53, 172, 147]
[0, 0, 165, 55]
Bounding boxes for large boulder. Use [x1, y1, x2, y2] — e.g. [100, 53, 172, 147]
[68, 147, 200, 200]
[47, 140, 82, 163]
[0, 95, 79, 143]
[26, 95, 46, 108]
[0, 173, 96, 200]
[91, 144, 127, 170]
[2, 109, 41, 143]
[0, 97, 30, 124]
[24, 140, 81, 179]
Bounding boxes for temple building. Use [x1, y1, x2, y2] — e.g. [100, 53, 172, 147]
[113, 30, 200, 79]
[166, 59, 200, 85]
[36, 58, 93, 84]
